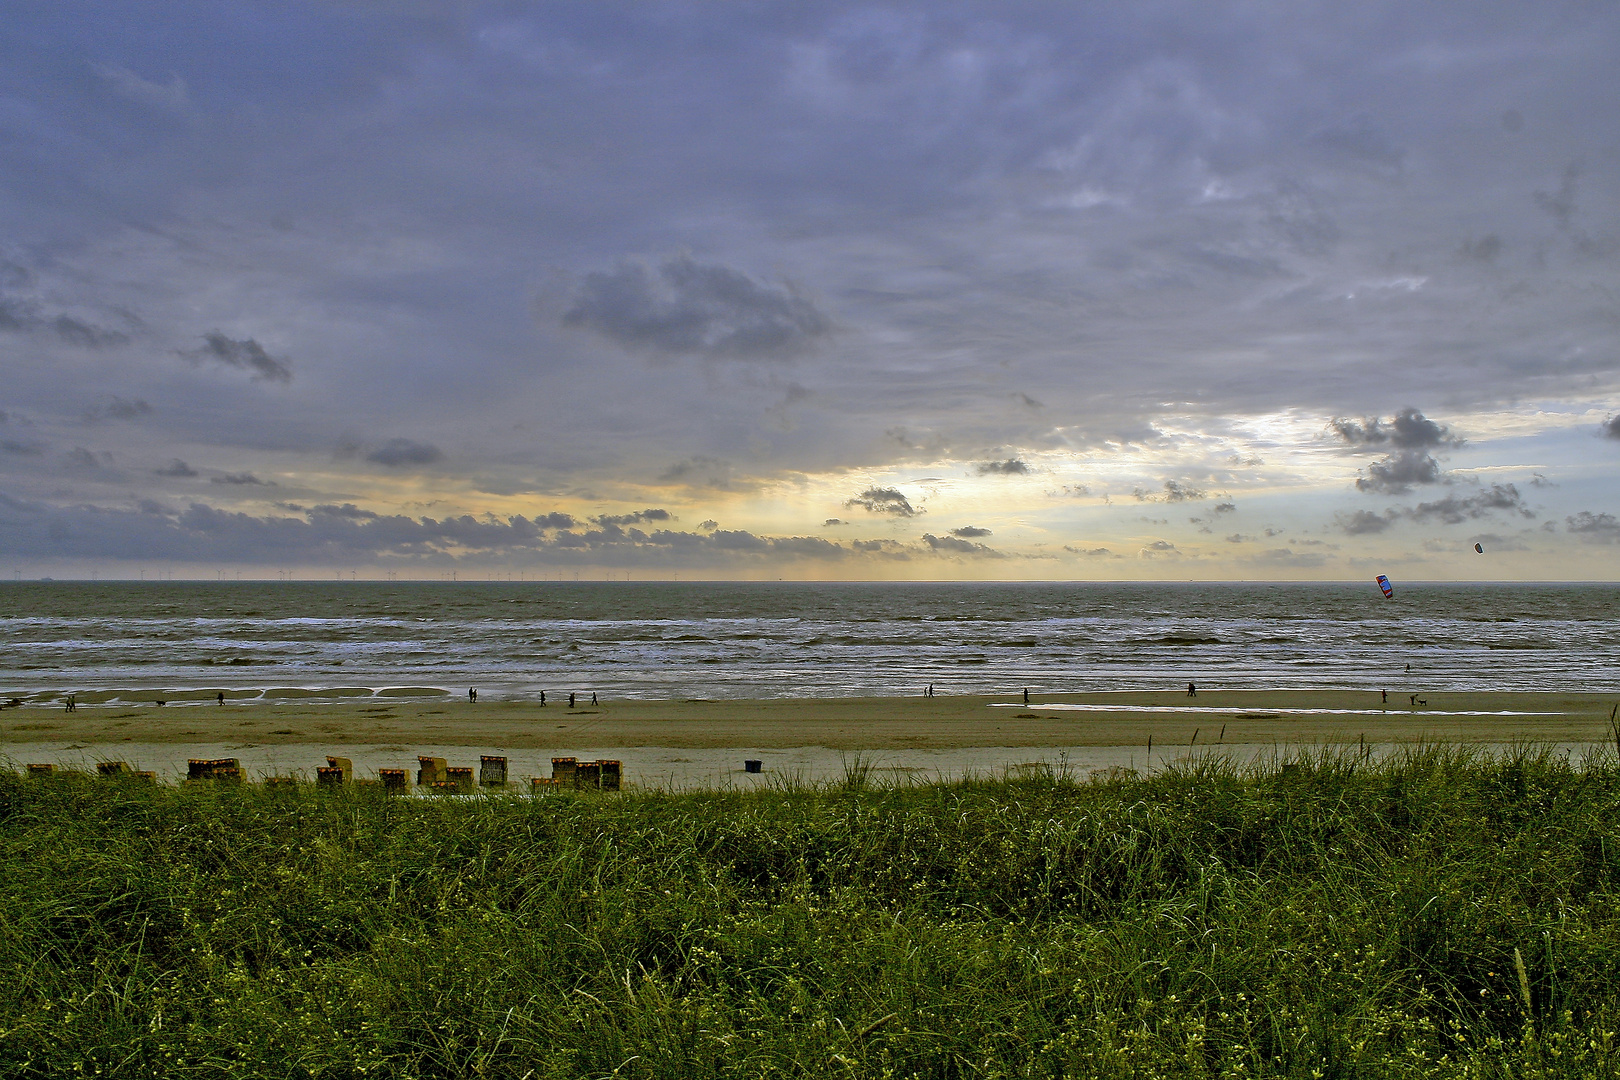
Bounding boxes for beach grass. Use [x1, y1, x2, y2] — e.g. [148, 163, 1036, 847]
[2, 746, 1619, 1077]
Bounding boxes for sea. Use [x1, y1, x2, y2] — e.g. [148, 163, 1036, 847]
[1, 580, 1616, 703]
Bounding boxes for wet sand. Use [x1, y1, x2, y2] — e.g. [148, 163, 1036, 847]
[1, 690, 1612, 756]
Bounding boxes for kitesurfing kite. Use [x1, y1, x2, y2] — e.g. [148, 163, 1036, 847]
[1475, 543, 1484, 553]
[1376, 574, 1394, 598]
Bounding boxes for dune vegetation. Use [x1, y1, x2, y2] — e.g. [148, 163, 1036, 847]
[2, 746, 1618, 1078]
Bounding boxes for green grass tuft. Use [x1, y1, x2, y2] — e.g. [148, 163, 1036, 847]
[3, 746, 1619, 1077]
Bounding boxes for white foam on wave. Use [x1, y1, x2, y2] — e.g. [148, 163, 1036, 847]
[37, 685, 453, 705]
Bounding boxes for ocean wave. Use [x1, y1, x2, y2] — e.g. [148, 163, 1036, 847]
[2, 582, 1617, 696]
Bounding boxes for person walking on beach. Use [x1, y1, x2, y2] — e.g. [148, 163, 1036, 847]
[217, 691, 224, 706]
[540, 690, 546, 707]
[1023, 688, 1029, 705]
[569, 692, 575, 708]
[591, 692, 597, 705]
[64, 695, 75, 712]
[469, 687, 477, 703]
[1187, 681, 1197, 697]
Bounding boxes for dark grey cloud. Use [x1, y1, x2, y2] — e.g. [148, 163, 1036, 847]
[1139, 540, 1178, 558]
[53, 315, 128, 348]
[976, 459, 1029, 476]
[1135, 481, 1206, 502]
[1331, 409, 1459, 450]
[845, 487, 918, 516]
[183, 332, 292, 382]
[1407, 484, 1532, 525]
[1212, 502, 1235, 514]
[1337, 509, 1395, 535]
[2, 439, 44, 456]
[83, 396, 151, 423]
[63, 446, 122, 479]
[1335, 485, 1532, 532]
[850, 539, 908, 557]
[564, 255, 831, 359]
[1565, 511, 1620, 542]
[316, 503, 377, 518]
[1336, 410, 1466, 495]
[594, 508, 672, 527]
[0, 292, 128, 347]
[1357, 452, 1443, 494]
[1602, 416, 1620, 440]
[1254, 548, 1328, 568]
[950, 526, 991, 538]
[211, 472, 271, 486]
[1052, 484, 1090, 498]
[657, 457, 740, 490]
[154, 459, 197, 478]
[705, 529, 766, 551]
[822, 518, 844, 526]
[366, 439, 443, 468]
[1064, 545, 1117, 558]
[0, 495, 915, 566]
[922, 532, 1002, 557]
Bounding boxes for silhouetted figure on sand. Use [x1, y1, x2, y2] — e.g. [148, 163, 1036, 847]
[1187, 682, 1197, 697]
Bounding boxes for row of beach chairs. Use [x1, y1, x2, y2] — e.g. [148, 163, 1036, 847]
[24, 754, 621, 792]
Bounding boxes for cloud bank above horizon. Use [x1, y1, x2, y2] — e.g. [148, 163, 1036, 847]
[2, 2, 1618, 579]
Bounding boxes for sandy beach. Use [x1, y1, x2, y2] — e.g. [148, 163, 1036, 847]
[2, 690, 1615, 785]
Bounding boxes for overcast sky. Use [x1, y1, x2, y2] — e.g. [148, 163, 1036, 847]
[2, 2, 1618, 579]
